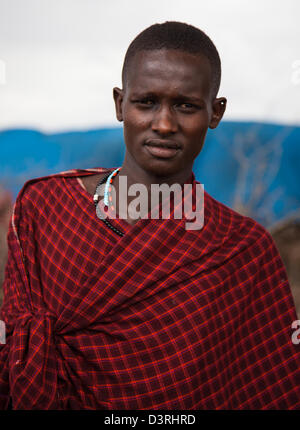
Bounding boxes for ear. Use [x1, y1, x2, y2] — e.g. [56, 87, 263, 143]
[209, 97, 227, 129]
[113, 87, 124, 122]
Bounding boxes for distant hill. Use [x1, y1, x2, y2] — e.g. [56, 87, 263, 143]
[0, 121, 300, 229]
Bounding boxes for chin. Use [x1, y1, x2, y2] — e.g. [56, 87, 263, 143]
[143, 161, 181, 179]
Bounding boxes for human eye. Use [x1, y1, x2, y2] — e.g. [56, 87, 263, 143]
[141, 99, 154, 105]
[132, 98, 155, 106]
[177, 102, 198, 111]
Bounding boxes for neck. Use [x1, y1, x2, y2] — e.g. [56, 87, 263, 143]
[110, 162, 194, 224]
[119, 158, 194, 191]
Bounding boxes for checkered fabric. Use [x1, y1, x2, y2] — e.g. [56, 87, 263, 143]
[0, 167, 299, 409]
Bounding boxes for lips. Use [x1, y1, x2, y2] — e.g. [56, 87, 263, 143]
[144, 139, 182, 159]
[144, 139, 181, 149]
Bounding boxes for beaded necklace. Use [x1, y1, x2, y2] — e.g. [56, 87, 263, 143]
[93, 168, 124, 237]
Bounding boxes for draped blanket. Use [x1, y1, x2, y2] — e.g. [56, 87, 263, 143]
[0, 167, 299, 409]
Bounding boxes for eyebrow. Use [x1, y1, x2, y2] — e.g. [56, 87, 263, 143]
[130, 92, 156, 98]
[130, 92, 205, 103]
[176, 95, 205, 103]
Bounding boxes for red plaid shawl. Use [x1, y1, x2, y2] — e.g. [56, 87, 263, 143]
[0, 167, 299, 409]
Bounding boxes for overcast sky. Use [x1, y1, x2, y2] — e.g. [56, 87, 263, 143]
[0, 0, 299, 132]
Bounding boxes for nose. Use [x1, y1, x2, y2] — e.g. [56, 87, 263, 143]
[151, 105, 178, 135]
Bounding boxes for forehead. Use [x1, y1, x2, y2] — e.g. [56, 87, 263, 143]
[125, 49, 213, 98]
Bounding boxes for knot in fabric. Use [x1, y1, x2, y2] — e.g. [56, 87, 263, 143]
[9, 308, 59, 409]
[17, 309, 57, 328]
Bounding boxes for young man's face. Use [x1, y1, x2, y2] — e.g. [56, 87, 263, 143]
[114, 49, 226, 183]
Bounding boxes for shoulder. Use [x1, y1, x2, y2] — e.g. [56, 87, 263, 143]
[203, 189, 276, 254]
[11, 168, 110, 221]
[15, 168, 107, 204]
[205, 189, 266, 235]
[201, 192, 288, 289]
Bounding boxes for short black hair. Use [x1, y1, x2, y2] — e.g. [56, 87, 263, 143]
[122, 21, 221, 98]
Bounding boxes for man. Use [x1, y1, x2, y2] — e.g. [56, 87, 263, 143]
[0, 21, 299, 410]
